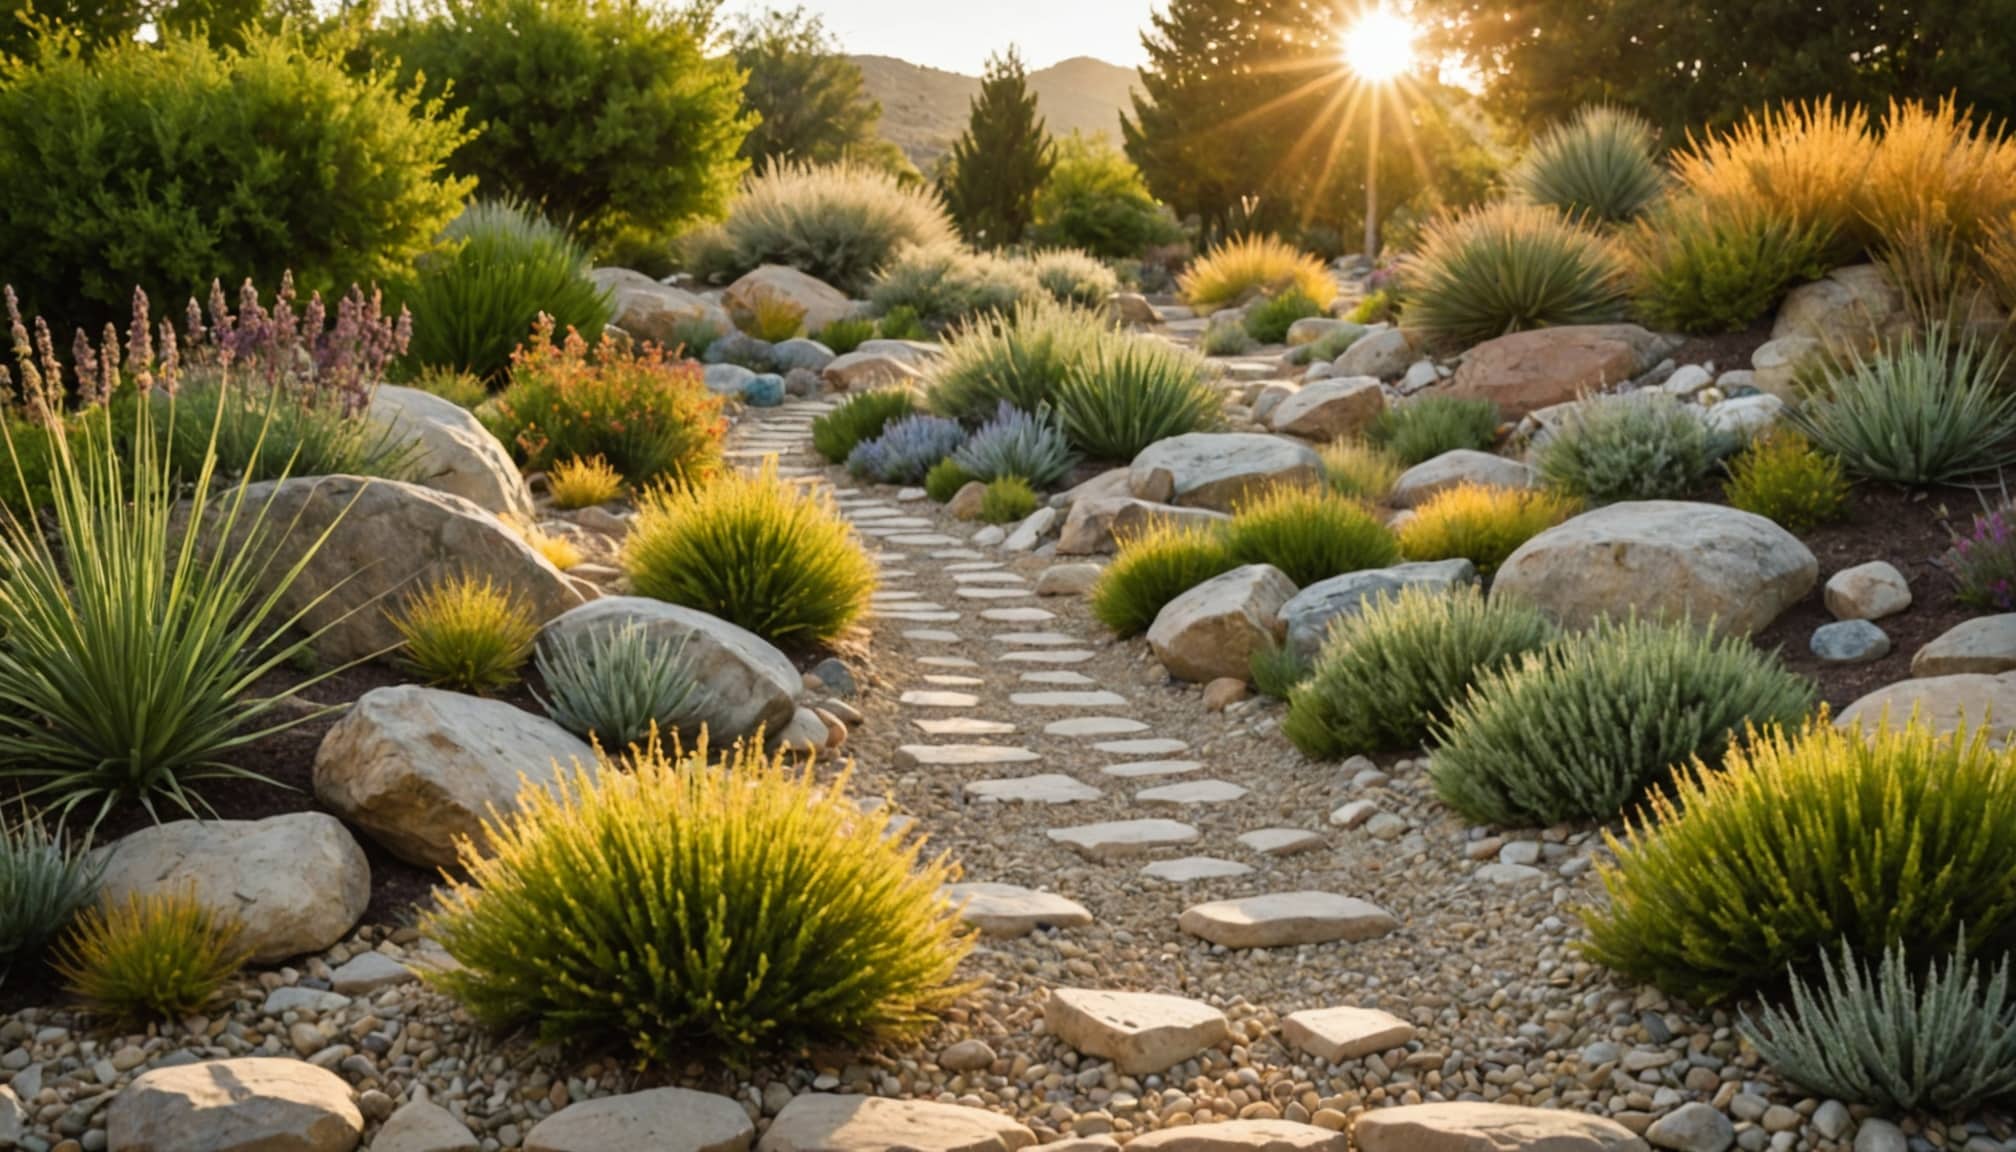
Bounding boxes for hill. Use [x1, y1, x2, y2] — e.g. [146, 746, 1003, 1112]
[853, 54, 1141, 171]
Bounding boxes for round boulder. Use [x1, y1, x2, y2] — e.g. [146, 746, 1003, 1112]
[1147, 564, 1296, 683]
[1129, 433, 1323, 512]
[368, 384, 534, 521]
[108, 1058, 362, 1152]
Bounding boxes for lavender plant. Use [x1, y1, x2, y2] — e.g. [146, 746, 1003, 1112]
[846, 414, 967, 484]
[951, 402, 1076, 489]
[1950, 506, 2016, 611]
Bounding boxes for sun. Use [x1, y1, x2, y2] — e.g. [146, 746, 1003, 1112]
[1342, 6, 1419, 84]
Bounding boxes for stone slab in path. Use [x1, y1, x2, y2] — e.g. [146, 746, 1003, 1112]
[901, 690, 980, 708]
[897, 745, 1041, 768]
[1281, 1006, 1417, 1064]
[1239, 828, 1326, 857]
[1046, 716, 1148, 737]
[1143, 856, 1255, 882]
[1010, 690, 1129, 708]
[966, 774, 1102, 804]
[1096, 738, 1190, 756]
[1048, 818, 1201, 860]
[914, 717, 1017, 736]
[759, 1094, 1036, 1152]
[1043, 988, 1232, 1076]
[998, 650, 1097, 665]
[1138, 780, 1249, 805]
[1100, 759, 1205, 779]
[1178, 891, 1400, 948]
[945, 882, 1094, 938]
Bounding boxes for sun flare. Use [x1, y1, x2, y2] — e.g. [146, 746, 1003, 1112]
[1342, 7, 1418, 84]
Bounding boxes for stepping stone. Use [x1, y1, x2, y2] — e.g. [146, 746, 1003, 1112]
[524, 1087, 752, 1152]
[931, 549, 987, 560]
[763, 1095, 1034, 1152]
[1353, 1104, 1644, 1152]
[878, 569, 916, 579]
[923, 674, 984, 686]
[1281, 1006, 1417, 1063]
[891, 534, 963, 546]
[995, 631, 1083, 646]
[904, 630, 962, 643]
[896, 488, 927, 500]
[918, 656, 980, 668]
[1239, 828, 1326, 857]
[945, 882, 1093, 938]
[997, 649, 1096, 664]
[967, 774, 1102, 804]
[1020, 670, 1096, 686]
[915, 717, 1016, 736]
[1096, 738, 1190, 756]
[1011, 690, 1129, 708]
[901, 690, 979, 708]
[1100, 759, 1205, 779]
[879, 610, 961, 622]
[897, 744, 1041, 768]
[954, 571, 1027, 584]
[1178, 892, 1400, 949]
[1128, 1122, 1349, 1152]
[982, 607, 1055, 623]
[1139, 779, 1248, 805]
[1048, 818, 1199, 860]
[945, 561, 1005, 572]
[871, 590, 922, 602]
[1143, 856, 1255, 882]
[958, 587, 1035, 600]
[1047, 716, 1148, 737]
[1043, 988, 1232, 1075]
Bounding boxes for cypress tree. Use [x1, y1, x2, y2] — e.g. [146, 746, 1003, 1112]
[942, 47, 1054, 248]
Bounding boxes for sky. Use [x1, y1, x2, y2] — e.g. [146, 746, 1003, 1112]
[715, 0, 1160, 75]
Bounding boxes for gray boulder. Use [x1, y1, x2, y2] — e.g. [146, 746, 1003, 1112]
[1280, 560, 1478, 663]
[369, 385, 533, 520]
[1130, 433, 1323, 512]
[1389, 451, 1532, 509]
[587, 268, 727, 346]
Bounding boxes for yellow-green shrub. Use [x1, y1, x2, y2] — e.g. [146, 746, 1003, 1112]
[547, 455, 624, 509]
[390, 574, 540, 694]
[1091, 520, 1236, 637]
[520, 526, 583, 571]
[623, 463, 876, 646]
[54, 890, 248, 1023]
[1624, 194, 1839, 334]
[1860, 99, 2016, 293]
[1224, 486, 1398, 587]
[1179, 235, 1339, 314]
[1398, 484, 1578, 576]
[1321, 440, 1402, 502]
[1723, 429, 1848, 532]
[1583, 716, 2016, 1004]
[731, 291, 807, 342]
[979, 476, 1039, 524]
[424, 737, 973, 1063]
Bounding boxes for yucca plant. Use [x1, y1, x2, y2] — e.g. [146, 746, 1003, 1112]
[811, 388, 916, 464]
[1399, 201, 1631, 347]
[547, 454, 625, 508]
[423, 736, 974, 1063]
[1028, 247, 1122, 309]
[1431, 615, 1814, 826]
[711, 160, 962, 296]
[0, 813, 103, 984]
[1722, 429, 1849, 533]
[1284, 586, 1554, 760]
[536, 621, 701, 749]
[1624, 194, 1838, 335]
[1367, 396, 1500, 466]
[1398, 483, 1578, 577]
[1511, 106, 1666, 225]
[1179, 234, 1339, 314]
[624, 462, 876, 646]
[1743, 938, 2016, 1113]
[390, 574, 540, 694]
[1223, 486, 1398, 587]
[951, 402, 1076, 489]
[401, 199, 614, 383]
[926, 301, 1113, 426]
[1091, 519, 1237, 637]
[1536, 393, 1719, 504]
[53, 888, 249, 1023]
[1055, 337, 1223, 461]
[1584, 717, 2016, 1004]
[1793, 326, 2016, 486]
[1320, 439, 1403, 502]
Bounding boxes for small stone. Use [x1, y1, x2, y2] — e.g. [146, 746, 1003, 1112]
[328, 951, 415, 996]
[1825, 561, 1912, 621]
[1856, 1119, 1907, 1152]
[943, 883, 1093, 938]
[1329, 801, 1375, 829]
[1760, 1106, 1800, 1134]
[1036, 564, 1102, 596]
[948, 482, 988, 521]
[1812, 1102, 1851, 1142]
[1203, 678, 1249, 711]
[1647, 1102, 1735, 1152]
[1811, 619, 1890, 664]
[1043, 988, 1231, 1075]
[372, 1100, 479, 1152]
[938, 1040, 996, 1073]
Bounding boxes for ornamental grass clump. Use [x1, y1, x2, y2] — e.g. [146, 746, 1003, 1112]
[979, 476, 1039, 524]
[390, 574, 540, 694]
[1536, 393, 1718, 504]
[536, 622, 699, 750]
[1223, 486, 1398, 587]
[1431, 616, 1815, 827]
[1028, 248, 1121, 309]
[1397, 484, 1579, 577]
[624, 463, 875, 646]
[1091, 520, 1237, 637]
[1792, 326, 2016, 486]
[0, 815, 102, 985]
[1367, 395, 1500, 466]
[1510, 105, 1666, 225]
[1670, 97, 1874, 260]
[731, 291, 806, 343]
[707, 161, 961, 296]
[1624, 195, 1837, 335]
[845, 413, 966, 484]
[1583, 716, 2016, 1005]
[1399, 201, 1631, 348]
[924, 458, 979, 503]
[546, 455, 624, 509]
[1722, 429, 1849, 533]
[812, 388, 916, 464]
[1321, 439, 1403, 502]
[53, 889, 248, 1024]
[1179, 235, 1339, 314]
[951, 403, 1076, 489]
[868, 244, 1038, 330]
[1284, 586, 1554, 760]
[927, 301, 1110, 425]
[1242, 290, 1324, 345]
[423, 736, 973, 1064]
[815, 316, 875, 355]
[1054, 337, 1222, 461]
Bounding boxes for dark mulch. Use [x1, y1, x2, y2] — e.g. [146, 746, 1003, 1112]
[1667, 321, 1776, 374]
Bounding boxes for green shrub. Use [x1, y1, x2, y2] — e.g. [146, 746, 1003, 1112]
[1180, 235, 1339, 314]
[927, 301, 1109, 426]
[0, 816, 102, 985]
[376, 0, 747, 249]
[1792, 327, 2016, 485]
[1284, 586, 1554, 760]
[1367, 396, 1500, 466]
[1055, 338, 1222, 461]
[811, 388, 915, 465]
[1399, 201, 1631, 348]
[1302, 324, 1367, 363]
[1347, 289, 1397, 325]
[391, 574, 540, 694]
[731, 290, 806, 343]
[624, 463, 876, 646]
[1624, 196, 1837, 334]
[400, 200, 613, 383]
[1199, 321, 1256, 357]
[1743, 938, 2016, 1112]
[1028, 248, 1122, 309]
[536, 621, 698, 749]
[1723, 429, 1849, 532]
[1029, 134, 1181, 261]
[877, 305, 928, 341]
[166, 377, 420, 485]
[705, 161, 960, 295]
[816, 316, 876, 355]
[1510, 106, 1666, 225]
[924, 458, 979, 503]
[1585, 716, 2016, 1004]
[484, 318, 726, 488]
[1242, 291, 1324, 345]
[1430, 616, 1815, 826]
[53, 889, 248, 1024]
[1250, 637, 1313, 700]
[1224, 486, 1398, 587]
[408, 367, 490, 410]
[1091, 520, 1237, 637]
[1536, 394, 1718, 504]
[1397, 483, 1579, 577]
[869, 243, 1037, 330]
[0, 29, 469, 335]
[547, 455, 625, 508]
[1321, 439, 1403, 502]
[979, 476, 1039, 523]
[424, 738, 972, 1062]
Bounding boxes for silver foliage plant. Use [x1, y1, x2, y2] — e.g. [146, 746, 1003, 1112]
[1742, 937, 2016, 1113]
[0, 814, 103, 984]
[536, 623, 704, 751]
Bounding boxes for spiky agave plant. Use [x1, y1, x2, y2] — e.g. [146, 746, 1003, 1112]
[1511, 105, 1667, 225]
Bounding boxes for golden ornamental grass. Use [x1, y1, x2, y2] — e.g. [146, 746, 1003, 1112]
[55, 888, 249, 1023]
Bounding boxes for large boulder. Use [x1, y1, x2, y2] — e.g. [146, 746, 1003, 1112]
[1280, 560, 1478, 663]
[1771, 264, 1907, 352]
[1492, 501, 1816, 637]
[368, 385, 533, 521]
[1057, 496, 1230, 555]
[1389, 451, 1533, 509]
[820, 352, 922, 392]
[538, 597, 800, 745]
[94, 813, 369, 964]
[588, 268, 729, 346]
[759, 1095, 1033, 1152]
[235, 475, 583, 664]
[1443, 325, 1669, 419]
[1334, 328, 1416, 380]
[1130, 433, 1323, 512]
[1148, 564, 1296, 683]
[1912, 616, 2016, 677]
[525, 1088, 753, 1152]
[1268, 377, 1385, 441]
[1750, 336, 1823, 403]
[723, 265, 854, 334]
[1839, 672, 2016, 742]
[107, 1059, 363, 1152]
[314, 687, 595, 868]
[1354, 1103, 1647, 1152]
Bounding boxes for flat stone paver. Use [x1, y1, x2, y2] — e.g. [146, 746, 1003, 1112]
[945, 883, 1094, 938]
[1010, 690, 1129, 708]
[1046, 717, 1148, 737]
[1138, 780, 1249, 805]
[914, 717, 1017, 736]
[1019, 671, 1096, 685]
[1143, 856, 1255, 882]
[1043, 989, 1232, 1075]
[994, 631, 1083, 646]
[997, 650, 1097, 664]
[958, 587, 1035, 600]
[1048, 819, 1200, 860]
[982, 608, 1055, 623]
[1178, 892, 1400, 949]
[954, 572, 1027, 585]
[896, 745, 1041, 768]
[1239, 828, 1326, 856]
[1100, 759, 1205, 779]
[1096, 738, 1191, 756]
[901, 690, 980, 708]
[918, 656, 980, 668]
[1281, 1006, 1417, 1063]
[904, 630, 962, 643]
[967, 774, 1102, 804]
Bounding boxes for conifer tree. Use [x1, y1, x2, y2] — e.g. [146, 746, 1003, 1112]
[941, 47, 1054, 248]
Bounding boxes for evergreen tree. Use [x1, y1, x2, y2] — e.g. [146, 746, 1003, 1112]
[730, 6, 908, 173]
[941, 47, 1054, 248]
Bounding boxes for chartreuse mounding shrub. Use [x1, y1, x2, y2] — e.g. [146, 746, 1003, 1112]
[1242, 291, 1324, 345]
[1584, 717, 2016, 1006]
[624, 462, 875, 646]
[547, 455, 625, 509]
[401, 199, 613, 383]
[1367, 396, 1500, 466]
[951, 403, 1075, 489]
[703, 161, 961, 295]
[925, 458, 979, 503]
[1180, 235, 1339, 315]
[1722, 429, 1848, 532]
[1398, 484, 1578, 577]
[812, 388, 915, 464]
[1793, 326, 2016, 486]
[536, 621, 699, 749]
[1321, 440, 1402, 502]
[1223, 486, 1398, 587]
[1536, 393, 1718, 504]
[1430, 615, 1814, 827]
[423, 737, 973, 1063]
[1284, 586, 1554, 761]
[979, 477, 1039, 524]
[1511, 106, 1666, 225]
[1624, 195, 1837, 335]
[53, 889, 248, 1023]
[520, 526, 582, 571]
[0, 815, 102, 985]
[409, 367, 489, 410]
[1091, 520, 1237, 638]
[1400, 201, 1631, 347]
[391, 574, 540, 694]
[1054, 338, 1222, 462]
[845, 414, 966, 485]
[0, 29, 470, 335]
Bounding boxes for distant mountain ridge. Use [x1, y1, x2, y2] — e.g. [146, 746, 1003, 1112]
[852, 54, 1142, 170]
